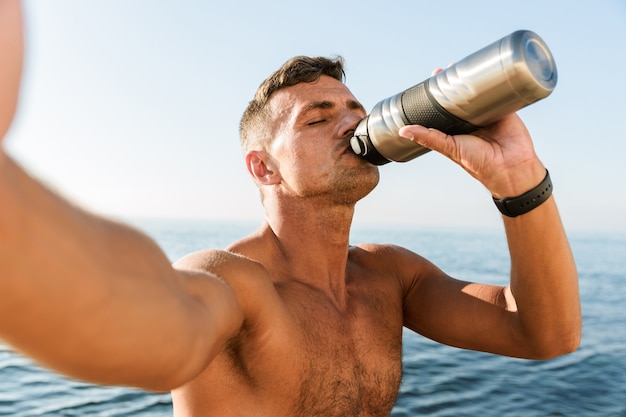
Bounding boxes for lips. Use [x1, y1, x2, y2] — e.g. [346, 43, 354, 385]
[339, 141, 354, 155]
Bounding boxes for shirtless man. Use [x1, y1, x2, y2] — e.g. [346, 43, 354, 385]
[1, 2, 581, 416]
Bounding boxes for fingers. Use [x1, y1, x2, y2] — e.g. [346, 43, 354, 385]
[399, 124, 459, 161]
[430, 62, 455, 76]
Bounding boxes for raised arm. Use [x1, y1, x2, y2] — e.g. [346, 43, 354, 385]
[0, 1, 242, 391]
[398, 114, 581, 359]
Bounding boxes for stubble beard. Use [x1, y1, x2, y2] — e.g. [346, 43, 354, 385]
[299, 161, 380, 206]
[335, 167, 379, 205]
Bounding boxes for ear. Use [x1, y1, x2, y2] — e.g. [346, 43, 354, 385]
[245, 151, 280, 186]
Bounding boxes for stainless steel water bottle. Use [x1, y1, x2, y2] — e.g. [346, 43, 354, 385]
[349, 30, 557, 165]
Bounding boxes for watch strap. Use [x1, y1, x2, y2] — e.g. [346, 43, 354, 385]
[493, 170, 552, 217]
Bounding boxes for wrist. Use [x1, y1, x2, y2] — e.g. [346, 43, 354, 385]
[488, 161, 546, 199]
[492, 169, 552, 217]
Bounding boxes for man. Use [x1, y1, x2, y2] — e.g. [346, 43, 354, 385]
[1, 2, 581, 416]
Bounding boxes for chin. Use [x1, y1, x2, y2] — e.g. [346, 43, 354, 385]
[335, 172, 380, 204]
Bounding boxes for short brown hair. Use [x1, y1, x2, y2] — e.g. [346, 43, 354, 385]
[239, 56, 345, 151]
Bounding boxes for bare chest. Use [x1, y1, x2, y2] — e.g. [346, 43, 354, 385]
[284, 287, 404, 417]
[176, 278, 405, 417]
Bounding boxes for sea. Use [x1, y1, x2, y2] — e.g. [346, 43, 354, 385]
[1, 219, 624, 416]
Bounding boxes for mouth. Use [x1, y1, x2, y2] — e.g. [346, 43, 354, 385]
[340, 145, 374, 167]
[339, 141, 356, 156]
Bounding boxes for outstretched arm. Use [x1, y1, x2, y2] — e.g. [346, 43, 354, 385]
[0, 155, 243, 391]
[399, 114, 581, 359]
[0, 1, 242, 391]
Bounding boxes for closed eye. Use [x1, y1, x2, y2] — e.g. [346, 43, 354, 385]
[307, 119, 326, 126]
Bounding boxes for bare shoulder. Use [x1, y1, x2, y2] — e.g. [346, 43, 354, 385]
[350, 242, 446, 291]
[174, 248, 281, 325]
[351, 242, 436, 270]
[175, 248, 264, 276]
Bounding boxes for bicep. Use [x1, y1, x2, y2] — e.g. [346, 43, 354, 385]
[4, 221, 240, 391]
[400, 254, 526, 358]
[76, 230, 243, 390]
[84, 266, 239, 391]
[49, 267, 238, 391]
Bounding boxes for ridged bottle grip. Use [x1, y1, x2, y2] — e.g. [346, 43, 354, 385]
[400, 82, 479, 135]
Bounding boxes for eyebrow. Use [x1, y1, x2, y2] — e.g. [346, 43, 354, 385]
[303, 99, 366, 114]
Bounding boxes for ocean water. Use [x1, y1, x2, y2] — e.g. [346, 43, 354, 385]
[1, 220, 625, 416]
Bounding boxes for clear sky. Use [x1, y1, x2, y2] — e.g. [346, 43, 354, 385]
[6, 0, 626, 232]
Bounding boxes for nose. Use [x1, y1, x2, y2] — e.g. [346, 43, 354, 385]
[338, 110, 364, 140]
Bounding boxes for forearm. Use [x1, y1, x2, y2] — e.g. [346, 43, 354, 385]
[503, 185, 581, 358]
[0, 154, 240, 389]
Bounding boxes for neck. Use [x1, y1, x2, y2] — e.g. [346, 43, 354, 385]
[262, 195, 355, 302]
